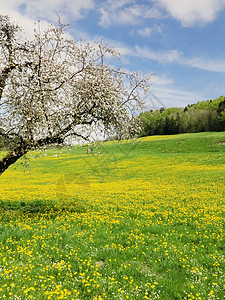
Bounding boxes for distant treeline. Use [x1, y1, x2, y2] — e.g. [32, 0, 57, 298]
[138, 96, 225, 136]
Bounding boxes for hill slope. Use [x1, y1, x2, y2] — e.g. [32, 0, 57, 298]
[0, 132, 224, 299]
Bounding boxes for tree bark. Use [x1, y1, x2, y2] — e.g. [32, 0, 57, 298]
[0, 143, 28, 176]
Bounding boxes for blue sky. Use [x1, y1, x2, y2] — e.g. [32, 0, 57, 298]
[2, 0, 225, 109]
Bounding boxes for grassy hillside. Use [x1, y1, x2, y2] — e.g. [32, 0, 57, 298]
[0, 132, 225, 299]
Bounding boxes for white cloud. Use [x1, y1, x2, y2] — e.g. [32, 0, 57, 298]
[182, 56, 225, 73]
[135, 46, 181, 64]
[138, 27, 152, 37]
[151, 74, 174, 86]
[1, 0, 95, 39]
[102, 0, 132, 11]
[134, 46, 225, 73]
[83, 38, 225, 74]
[24, 0, 95, 22]
[1, 0, 23, 10]
[99, 0, 225, 27]
[138, 25, 162, 37]
[99, 2, 162, 26]
[1, 0, 95, 23]
[157, 0, 225, 26]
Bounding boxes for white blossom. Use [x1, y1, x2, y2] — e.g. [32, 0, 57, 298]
[0, 15, 151, 175]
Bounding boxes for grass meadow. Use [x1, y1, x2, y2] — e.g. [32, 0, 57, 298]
[0, 132, 225, 299]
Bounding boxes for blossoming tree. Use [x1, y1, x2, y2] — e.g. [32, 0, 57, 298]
[0, 15, 151, 176]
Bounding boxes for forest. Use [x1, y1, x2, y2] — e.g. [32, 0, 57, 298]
[138, 95, 225, 136]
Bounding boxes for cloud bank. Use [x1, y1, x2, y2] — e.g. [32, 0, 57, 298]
[98, 0, 225, 27]
[134, 46, 225, 73]
[1, 0, 95, 23]
[99, 1, 162, 26]
[157, 0, 225, 26]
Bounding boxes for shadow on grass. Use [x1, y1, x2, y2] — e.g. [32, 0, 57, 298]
[0, 199, 87, 218]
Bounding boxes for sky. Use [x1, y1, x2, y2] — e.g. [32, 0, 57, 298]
[1, 0, 225, 109]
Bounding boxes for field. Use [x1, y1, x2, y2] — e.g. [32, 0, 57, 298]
[0, 132, 225, 299]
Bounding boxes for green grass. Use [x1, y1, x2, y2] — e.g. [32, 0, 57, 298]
[0, 132, 224, 299]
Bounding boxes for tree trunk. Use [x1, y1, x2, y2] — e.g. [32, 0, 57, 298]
[0, 134, 64, 176]
[0, 143, 28, 176]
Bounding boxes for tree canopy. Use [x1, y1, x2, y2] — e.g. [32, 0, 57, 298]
[138, 96, 225, 137]
[0, 15, 151, 176]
